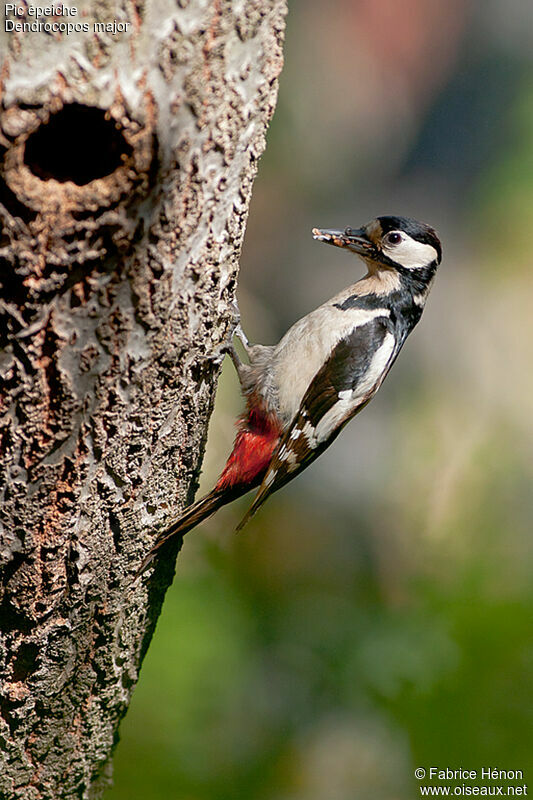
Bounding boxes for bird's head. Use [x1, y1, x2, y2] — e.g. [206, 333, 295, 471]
[312, 215, 442, 274]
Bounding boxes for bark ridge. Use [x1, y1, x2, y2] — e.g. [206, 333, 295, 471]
[0, 2, 286, 797]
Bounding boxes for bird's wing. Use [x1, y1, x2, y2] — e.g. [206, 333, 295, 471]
[236, 315, 397, 530]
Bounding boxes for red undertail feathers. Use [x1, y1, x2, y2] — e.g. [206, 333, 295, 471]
[135, 404, 282, 580]
[215, 405, 282, 491]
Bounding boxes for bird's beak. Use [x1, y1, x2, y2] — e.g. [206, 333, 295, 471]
[312, 227, 374, 256]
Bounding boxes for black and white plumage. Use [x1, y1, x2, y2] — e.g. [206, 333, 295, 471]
[235, 215, 442, 528]
[136, 215, 442, 577]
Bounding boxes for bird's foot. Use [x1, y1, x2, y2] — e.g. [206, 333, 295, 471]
[224, 299, 252, 354]
[234, 322, 250, 351]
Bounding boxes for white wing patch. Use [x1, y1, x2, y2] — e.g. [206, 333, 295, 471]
[277, 442, 298, 469]
[306, 332, 396, 447]
[264, 468, 276, 488]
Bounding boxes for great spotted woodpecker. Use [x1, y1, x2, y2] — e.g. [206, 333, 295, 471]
[137, 215, 442, 576]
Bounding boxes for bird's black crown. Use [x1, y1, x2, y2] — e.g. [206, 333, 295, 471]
[377, 215, 442, 265]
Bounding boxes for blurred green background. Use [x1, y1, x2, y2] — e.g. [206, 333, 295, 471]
[108, 1, 533, 797]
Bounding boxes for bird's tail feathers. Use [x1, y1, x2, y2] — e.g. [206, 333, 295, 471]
[235, 494, 264, 532]
[134, 489, 228, 581]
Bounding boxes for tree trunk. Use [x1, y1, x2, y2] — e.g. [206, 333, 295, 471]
[0, 2, 286, 797]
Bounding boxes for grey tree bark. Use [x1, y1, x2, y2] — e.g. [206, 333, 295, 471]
[0, 1, 286, 797]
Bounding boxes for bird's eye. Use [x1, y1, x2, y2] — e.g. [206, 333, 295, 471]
[385, 232, 402, 245]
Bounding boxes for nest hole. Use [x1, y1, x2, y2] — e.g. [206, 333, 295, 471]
[24, 104, 133, 185]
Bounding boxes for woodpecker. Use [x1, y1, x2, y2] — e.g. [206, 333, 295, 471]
[137, 215, 442, 577]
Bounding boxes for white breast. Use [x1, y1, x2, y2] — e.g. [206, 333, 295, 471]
[272, 304, 391, 422]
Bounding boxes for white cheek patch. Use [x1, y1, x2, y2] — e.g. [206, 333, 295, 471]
[382, 234, 438, 270]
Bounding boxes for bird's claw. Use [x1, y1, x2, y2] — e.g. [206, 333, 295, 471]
[234, 323, 250, 350]
[223, 299, 250, 352]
